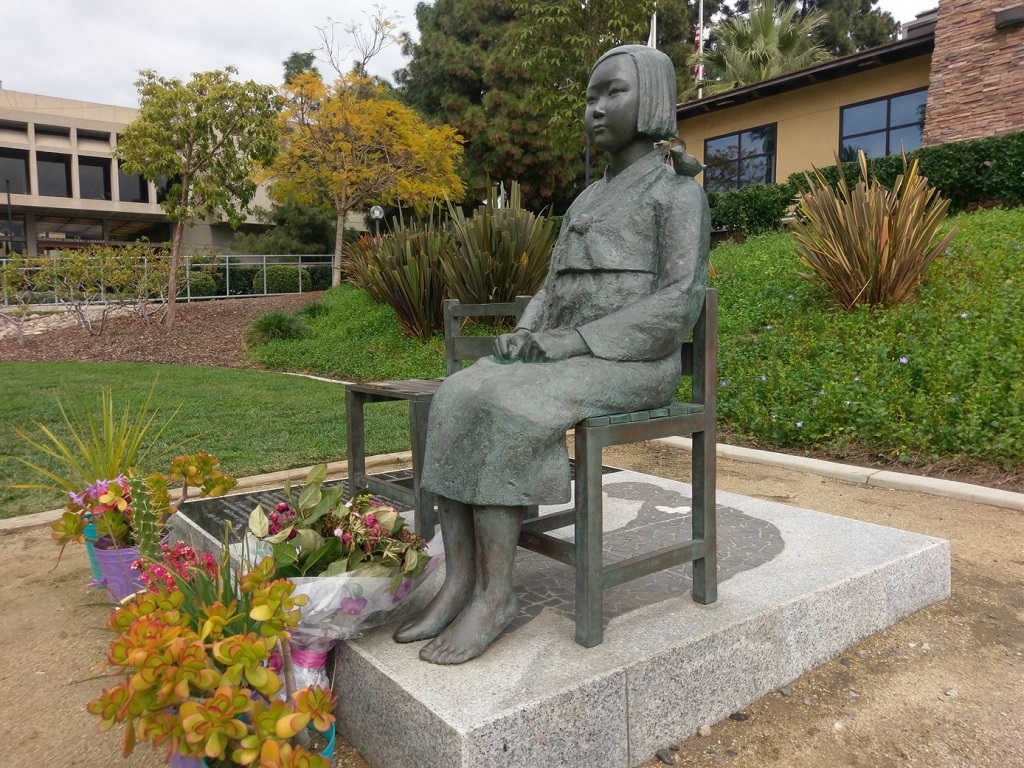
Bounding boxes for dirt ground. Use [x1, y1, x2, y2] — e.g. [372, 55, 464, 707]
[2, 442, 1021, 768]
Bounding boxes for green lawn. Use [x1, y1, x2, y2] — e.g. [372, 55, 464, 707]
[251, 206, 1024, 475]
[0, 362, 411, 518]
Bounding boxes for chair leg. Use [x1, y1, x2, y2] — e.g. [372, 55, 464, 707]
[409, 399, 436, 539]
[691, 428, 718, 605]
[345, 389, 367, 491]
[574, 427, 605, 647]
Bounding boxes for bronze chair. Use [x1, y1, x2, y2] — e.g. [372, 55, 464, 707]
[345, 290, 718, 646]
[344, 296, 531, 538]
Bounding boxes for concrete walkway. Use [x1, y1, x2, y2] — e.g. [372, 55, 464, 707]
[3, 439, 1021, 536]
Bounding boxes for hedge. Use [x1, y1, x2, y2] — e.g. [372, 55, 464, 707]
[787, 130, 1024, 213]
[707, 183, 795, 235]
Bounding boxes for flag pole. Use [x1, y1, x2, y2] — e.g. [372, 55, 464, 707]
[697, 0, 705, 99]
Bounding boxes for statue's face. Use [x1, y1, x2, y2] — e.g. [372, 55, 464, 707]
[586, 55, 640, 154]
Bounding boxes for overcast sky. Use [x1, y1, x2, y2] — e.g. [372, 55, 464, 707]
[3, 0, 938, 108]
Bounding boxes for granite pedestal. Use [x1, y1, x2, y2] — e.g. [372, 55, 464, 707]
[332, 470, 950, 768]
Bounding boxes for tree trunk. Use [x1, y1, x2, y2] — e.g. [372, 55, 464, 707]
[333, 208, 347, 286]
[165, 220, 185, 327]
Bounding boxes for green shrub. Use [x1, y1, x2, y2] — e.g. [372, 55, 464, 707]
[252, 265, 313, 294]
[708, 183, 795, 235]
[307, 265, 332, 291]
[243, 311, 309, 347]
[297, 300, 330, 320]
[442, 180, 557, 305]
[347, 227, 450, 339]
[185, 271, 217, 298]
[224, 266, 257, 296]
[787, 130, 1024, 213]
[790, 151, 956, 310]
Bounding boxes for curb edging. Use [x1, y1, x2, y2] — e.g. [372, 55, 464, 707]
[657, 437, 1024, 512]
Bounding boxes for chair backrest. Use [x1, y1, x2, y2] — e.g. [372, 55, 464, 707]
[442, 288, 718, 406]
[443, 296, 532, 376]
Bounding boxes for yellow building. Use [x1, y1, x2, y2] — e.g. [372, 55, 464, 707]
[677, 12, 935, 193]
[677, 2, 1024, 194]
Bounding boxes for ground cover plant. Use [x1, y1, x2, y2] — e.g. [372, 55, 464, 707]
[711, 206, 1023, 468]
[248, 207, 1024, 476]
[0, 363, 410, 518]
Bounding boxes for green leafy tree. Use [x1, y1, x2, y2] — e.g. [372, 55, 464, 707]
[396, 0, 580, 211]
[116, 67, 279, 326]
[227, 201, 338, 255]
[692, 0, 833, 97]
[511, 0, 654, 183]
[509, 0, 725, 202]
[283, 51, 319, 84]
[267, 72, 465, 285]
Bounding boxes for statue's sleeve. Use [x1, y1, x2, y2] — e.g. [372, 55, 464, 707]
[515, 289, 547, 332]
[577, 177, 710, 361]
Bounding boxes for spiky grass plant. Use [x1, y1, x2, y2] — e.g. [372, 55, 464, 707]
[442, 180, 556, 307]
[790, 150, 958, 310]
[8, 381, 180, 495]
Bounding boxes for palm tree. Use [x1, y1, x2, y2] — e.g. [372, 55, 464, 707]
[689, 0, 833, 98]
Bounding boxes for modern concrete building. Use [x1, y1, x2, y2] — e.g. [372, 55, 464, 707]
[677, 0, 1024, 193]
[0, 89, 270, 257]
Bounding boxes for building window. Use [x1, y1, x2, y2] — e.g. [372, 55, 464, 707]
[79, 156, 112, 200]
[0, 148, 31, 194]
[118, 163, 149, 203]
[108, 219, 170, 243]
[37, 152, 72, 198]
[703, 124, 777, 193]
[840, 88, 927, 160]
[0, 214, 26, 255]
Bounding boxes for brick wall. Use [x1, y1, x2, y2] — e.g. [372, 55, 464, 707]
[924, 0, 1024, 144]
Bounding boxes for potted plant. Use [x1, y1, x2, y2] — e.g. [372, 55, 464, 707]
[50, 452, 237, 601]
[247, 465, 441, 688]
[6, 382, 181, 592]
[89, 542, 337, 767]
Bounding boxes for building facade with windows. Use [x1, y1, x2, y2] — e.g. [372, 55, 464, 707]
[677, 0, 1024, 193]
[0, 89, 269, 257]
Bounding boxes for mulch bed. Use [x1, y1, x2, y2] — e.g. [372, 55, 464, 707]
[0, 293, 321, 368]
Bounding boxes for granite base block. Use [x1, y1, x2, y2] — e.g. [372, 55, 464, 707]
[333, 470, 950, 768]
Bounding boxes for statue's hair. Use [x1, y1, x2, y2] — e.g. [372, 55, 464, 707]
[592, 45, 677, 141]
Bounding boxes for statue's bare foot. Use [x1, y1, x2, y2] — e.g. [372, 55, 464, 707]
[418, 591, 518, 665]
[393, 579, 472, 643]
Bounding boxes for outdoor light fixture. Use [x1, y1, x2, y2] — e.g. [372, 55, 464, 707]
[369, 205, 384, 238]
[995, 5, 1024, 29]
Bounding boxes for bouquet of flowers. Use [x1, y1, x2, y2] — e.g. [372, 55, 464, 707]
[248, 465, 442, 688]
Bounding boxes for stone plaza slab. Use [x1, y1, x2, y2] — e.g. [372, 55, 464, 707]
[332, 470, 950, 768]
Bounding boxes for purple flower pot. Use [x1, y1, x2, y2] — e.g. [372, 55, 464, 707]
[93, 545, 144, 602]
[168, 753, 204, 768]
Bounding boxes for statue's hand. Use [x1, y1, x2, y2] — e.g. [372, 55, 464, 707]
[519, 330, 589, 363]
[493, 329, 532, 363]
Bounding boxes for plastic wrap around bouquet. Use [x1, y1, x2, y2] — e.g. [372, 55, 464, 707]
[245, 465, 443, 689]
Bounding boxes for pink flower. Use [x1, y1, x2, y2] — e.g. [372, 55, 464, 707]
[392, 580, 413, 603]
[339, 596, 368, 616]
[364, 513, 377, 527]
[341, 532, 353, 545]
[274, 502, 291, 514]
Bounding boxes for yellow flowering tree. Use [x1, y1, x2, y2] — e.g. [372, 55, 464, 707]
[269, 72, 465, 285]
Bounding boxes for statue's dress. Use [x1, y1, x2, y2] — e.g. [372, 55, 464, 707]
[421, 150, 710, 506]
